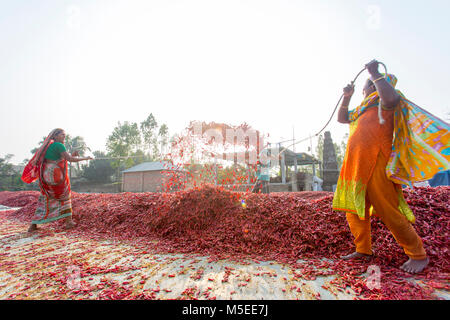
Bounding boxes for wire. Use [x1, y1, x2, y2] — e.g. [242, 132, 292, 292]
[277, 61, 387, 156]
[86, 63, 389, 162]
[90, 155, 151, 160]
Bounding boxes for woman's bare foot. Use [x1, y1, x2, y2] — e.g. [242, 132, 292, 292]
[341, 252, 372, 260]
[27, 224, 38, 232]
[400, 257, 429, 274]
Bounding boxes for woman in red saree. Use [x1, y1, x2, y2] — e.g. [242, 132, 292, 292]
[21, 128, 92, 232]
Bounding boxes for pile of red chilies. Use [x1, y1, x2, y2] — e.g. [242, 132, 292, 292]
[0, 185, 448, 299]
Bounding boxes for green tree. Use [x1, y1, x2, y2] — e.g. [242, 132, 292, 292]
[139, 114, 170, 160]
[158, 123, 169, 157]
[65, 134, 90, 180]
[65, 135, 89, 156]
[82, 151, 115, 183]
[140, 113, 158, 158]
[336, 133, 349, 170]
[129, 149, 153, 167]
[0, 154, 17, 191]
[0, 154, 14, 175]
[106, 121, 142, 183]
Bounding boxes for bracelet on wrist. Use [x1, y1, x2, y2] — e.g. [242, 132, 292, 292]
[372, 75, 385, 83]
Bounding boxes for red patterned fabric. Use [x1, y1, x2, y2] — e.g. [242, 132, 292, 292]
[21, 129, 71, 201]
[21, 136, 55, 184]
[39, 159, 71, 201]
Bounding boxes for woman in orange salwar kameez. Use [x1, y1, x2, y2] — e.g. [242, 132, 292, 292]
[21, 128, 92, 232]
[333, 60, 450, 274]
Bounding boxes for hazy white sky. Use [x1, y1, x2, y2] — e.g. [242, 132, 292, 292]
[1, 0, 449, 164]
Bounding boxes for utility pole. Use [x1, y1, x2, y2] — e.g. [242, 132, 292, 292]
[310, 134, 316, 177]
[280, 142, 286, 184]
[292, 127, 295, 153]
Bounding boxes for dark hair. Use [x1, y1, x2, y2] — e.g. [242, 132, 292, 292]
[50, 128, 65, 140]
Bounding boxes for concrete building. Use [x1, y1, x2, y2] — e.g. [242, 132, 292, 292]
[121, 161, 187, 192]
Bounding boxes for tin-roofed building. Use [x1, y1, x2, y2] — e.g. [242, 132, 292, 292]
[121, 161, 187, 192]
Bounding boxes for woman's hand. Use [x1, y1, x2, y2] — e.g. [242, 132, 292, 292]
[339, 84, 353, 124]
[365, 59, 400, 109]
[365, 59, 382, 78]
[62, 152, 93, 162]
[343, 84, 354, 98]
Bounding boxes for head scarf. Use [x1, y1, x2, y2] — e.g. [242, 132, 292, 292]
[348, 73, 397, 123]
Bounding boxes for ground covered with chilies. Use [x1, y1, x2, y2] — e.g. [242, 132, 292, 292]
[0, 186, 448, 300]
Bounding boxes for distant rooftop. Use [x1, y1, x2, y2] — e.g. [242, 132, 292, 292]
[282, 149, 320, 166]
[122, 161, 185, 173]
